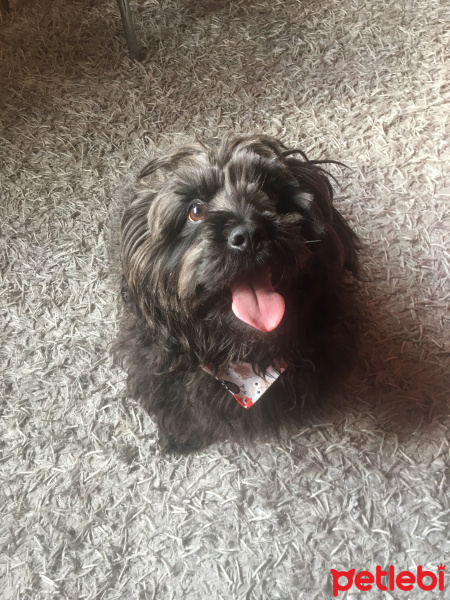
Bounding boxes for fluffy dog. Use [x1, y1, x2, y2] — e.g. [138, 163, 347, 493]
[114, 135, 360, 452]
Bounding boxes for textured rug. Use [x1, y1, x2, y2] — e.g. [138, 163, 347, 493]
[1, 1, 449, 598]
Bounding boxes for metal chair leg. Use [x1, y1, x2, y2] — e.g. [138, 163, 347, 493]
[116, 0, 140, 60]
[1, 0, 11, 15]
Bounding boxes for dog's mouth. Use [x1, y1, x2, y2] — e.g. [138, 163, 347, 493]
[229, 266, 286, 332]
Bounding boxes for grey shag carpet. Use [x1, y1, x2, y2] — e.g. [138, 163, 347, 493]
[1, 1, 449, 598]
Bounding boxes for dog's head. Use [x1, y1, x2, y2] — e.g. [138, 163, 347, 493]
[120, 135, 358, 366]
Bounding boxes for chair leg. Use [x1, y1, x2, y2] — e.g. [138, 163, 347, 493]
[116, 0, 140, 60]
[1, 0, 11, 15]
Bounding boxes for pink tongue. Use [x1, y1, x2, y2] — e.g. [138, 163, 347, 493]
[231, 268, 285, 332]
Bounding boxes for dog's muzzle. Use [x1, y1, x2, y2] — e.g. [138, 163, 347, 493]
[227, 221, 268, 254]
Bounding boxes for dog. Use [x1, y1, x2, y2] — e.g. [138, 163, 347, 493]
[114, 134, 360, 453]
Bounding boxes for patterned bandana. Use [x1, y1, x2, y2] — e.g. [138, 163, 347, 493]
[202, 362, 287, 409]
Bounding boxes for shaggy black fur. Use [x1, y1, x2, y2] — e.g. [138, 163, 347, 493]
[114, 135, 361, 453]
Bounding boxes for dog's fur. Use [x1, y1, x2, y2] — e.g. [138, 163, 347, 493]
[114, 135, 360, 453]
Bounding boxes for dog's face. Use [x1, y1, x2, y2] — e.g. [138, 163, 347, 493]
[121, 135, 358, 366]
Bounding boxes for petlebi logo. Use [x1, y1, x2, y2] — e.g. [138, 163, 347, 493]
[330, 564, 445, 597]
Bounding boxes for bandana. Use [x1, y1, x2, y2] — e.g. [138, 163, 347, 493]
[202, 362, 287, 409]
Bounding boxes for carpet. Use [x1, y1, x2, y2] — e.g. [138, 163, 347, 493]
[1, 0, 449, 598]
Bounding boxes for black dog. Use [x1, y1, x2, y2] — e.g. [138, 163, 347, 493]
[114, 135, 360, 452]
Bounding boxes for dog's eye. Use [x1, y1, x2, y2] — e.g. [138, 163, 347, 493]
[188, 201, 206, 223]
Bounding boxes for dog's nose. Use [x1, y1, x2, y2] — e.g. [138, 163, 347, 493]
[228, 222, 266, 253]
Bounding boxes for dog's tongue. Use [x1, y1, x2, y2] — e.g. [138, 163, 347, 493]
[230, 268, 285, 332]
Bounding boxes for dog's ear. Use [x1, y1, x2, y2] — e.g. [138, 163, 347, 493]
[139, 146, 205, 179]
[283, 153, 360, 278]
[283, 154, 335, 220]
